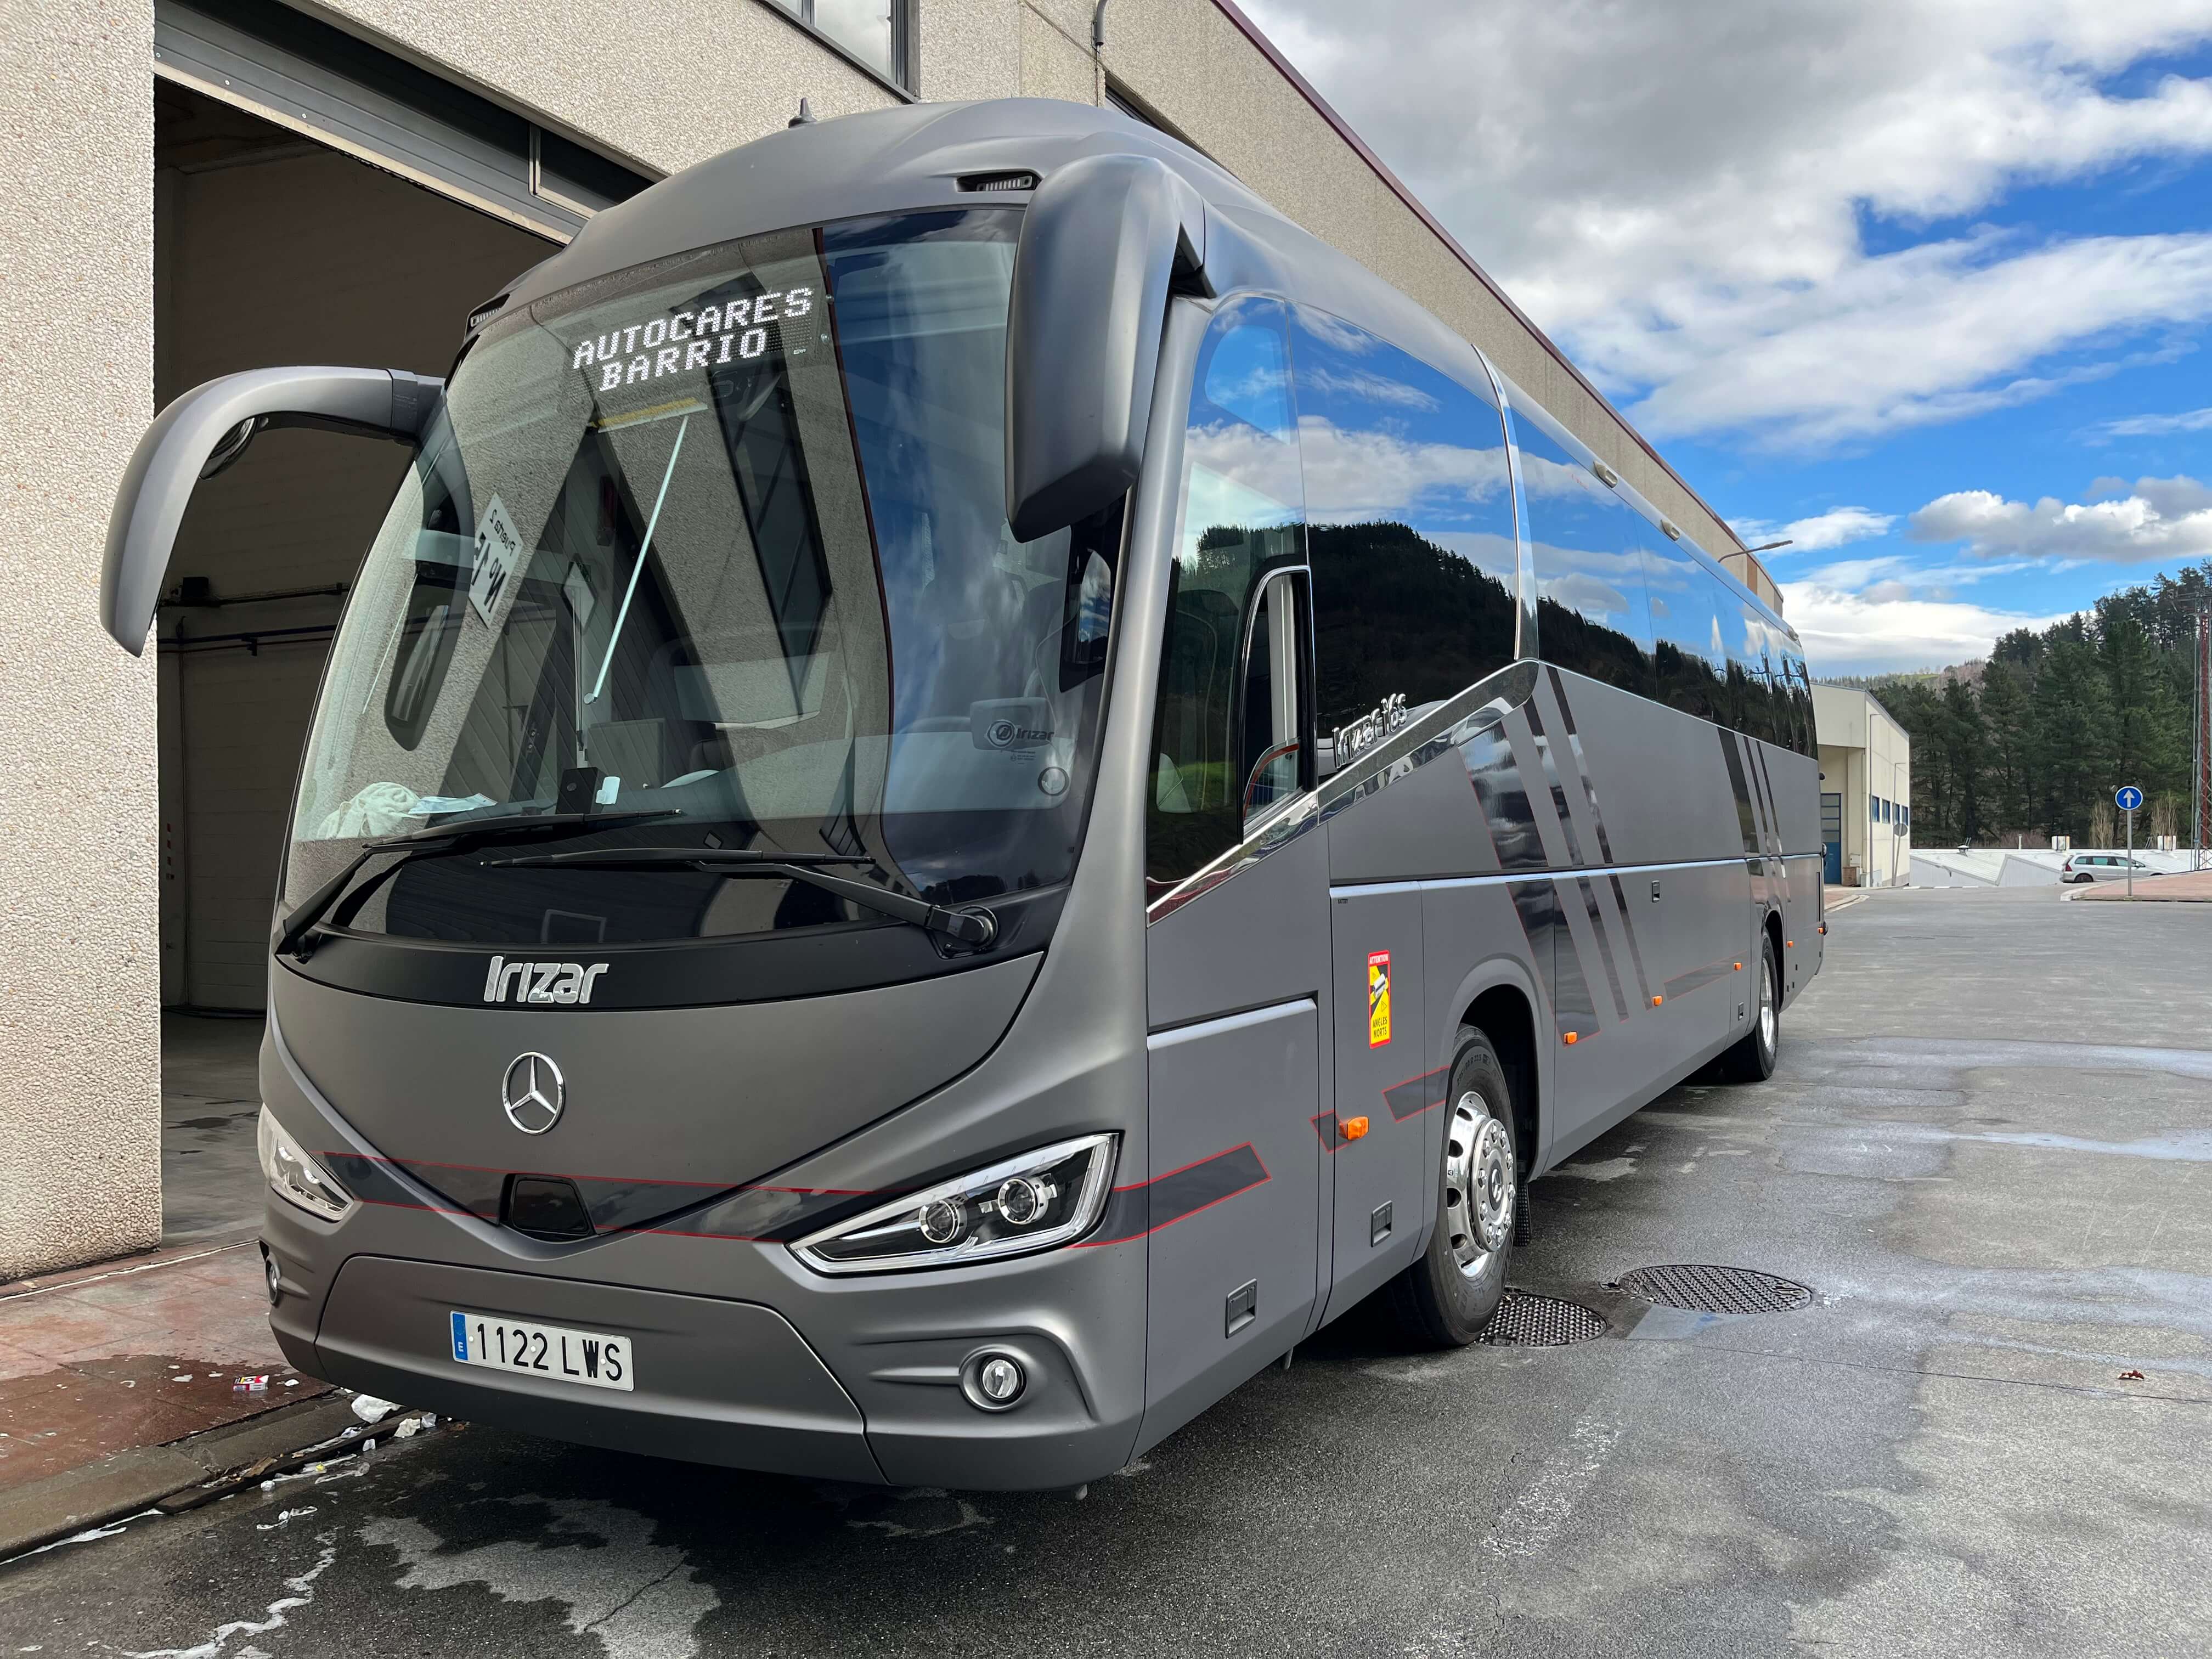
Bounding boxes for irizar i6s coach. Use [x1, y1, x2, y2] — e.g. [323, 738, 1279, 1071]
[100, 98, 1822, 1490]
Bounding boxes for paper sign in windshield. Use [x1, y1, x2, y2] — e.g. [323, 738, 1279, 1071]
[572, 287, 817, 392]
[469, 495, 523, 625]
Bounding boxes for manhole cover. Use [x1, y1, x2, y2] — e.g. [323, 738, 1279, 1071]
[1615, 1263, 1813, 1314]
[1476, 1290, 1607, 1346]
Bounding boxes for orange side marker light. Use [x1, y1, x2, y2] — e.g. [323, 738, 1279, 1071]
[1734, 962, 1743, 971]
[1651, 995, 1663, 1007]
[1786, 940, 1795, 949]
[1563, 1031, 1579, 1045]
[1340, 1116, 1369, 1142]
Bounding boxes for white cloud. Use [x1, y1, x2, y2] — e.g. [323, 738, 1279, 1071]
[1739, 506, 1898, 551]
[1908, 473, 2212, 560]
[2087, 404, 2212, 437]
[1239, 1, 2212, 445]
[1781, 582, 2070, 676]
[1291, 416, 1511, 521]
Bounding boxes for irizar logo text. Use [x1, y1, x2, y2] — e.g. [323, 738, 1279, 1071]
[484, 957, 611, 1006]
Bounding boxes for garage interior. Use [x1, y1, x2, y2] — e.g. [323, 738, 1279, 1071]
[151, 46, 639, 1236]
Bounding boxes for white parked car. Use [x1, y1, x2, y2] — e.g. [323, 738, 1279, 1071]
[2061, 854, 2152, 883]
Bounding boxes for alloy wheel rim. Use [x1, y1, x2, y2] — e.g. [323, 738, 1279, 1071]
[1443, 1091, 1514, 1275]
[1758, 955, 1777, 1050]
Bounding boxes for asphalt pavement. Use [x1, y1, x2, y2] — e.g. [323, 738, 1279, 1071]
[4, 884, 2208, 1657]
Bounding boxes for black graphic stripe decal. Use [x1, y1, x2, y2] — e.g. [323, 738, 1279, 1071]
[1082, 1143, 1271, 1245]
[1606, 874, 1655, 1005]
[1516, 878, 1598, 1040]
[1751, 744, 1786, 856]
[1517, 695, 1587, 865]
[1577, 877, 1633, 1021]
[1741, 735, 1777, 856]
[1536, 669, 1613, 867]
[1513, 699, 1583, 862]
[1383, 1066, 1450, 1121]
[1718, 732, 1759, 856]
[1663, 958, 1739, 1000]
[1461, 721, 1546, 873]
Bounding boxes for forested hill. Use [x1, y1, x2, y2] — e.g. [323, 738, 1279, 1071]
[1846, 560, 2210, 847]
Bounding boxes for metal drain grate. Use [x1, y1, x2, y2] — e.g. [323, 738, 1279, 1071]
[1615, 1263, 1813, 1314]
[1476, 1290, 1607, 1346]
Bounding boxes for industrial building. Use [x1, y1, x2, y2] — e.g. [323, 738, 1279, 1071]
[2, 0, 1775, 1279]
[1813, 685, 1912, 888]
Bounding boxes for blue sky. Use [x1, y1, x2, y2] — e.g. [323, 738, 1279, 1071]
[1240, 1, 2212, 675]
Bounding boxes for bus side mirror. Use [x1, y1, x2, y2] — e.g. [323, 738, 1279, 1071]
[100, 366, 443, 654]
[1005, 153, 1208, 543]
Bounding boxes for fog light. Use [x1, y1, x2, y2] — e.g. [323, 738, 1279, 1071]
[261, 1244, 283, 1306]
[962, 1350, 1027, 1411]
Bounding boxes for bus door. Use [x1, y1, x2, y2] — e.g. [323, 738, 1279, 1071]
[1140, 303, 1327, 1436]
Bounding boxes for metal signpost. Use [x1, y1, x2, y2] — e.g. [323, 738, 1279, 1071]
[2116, 785, 2143, 899]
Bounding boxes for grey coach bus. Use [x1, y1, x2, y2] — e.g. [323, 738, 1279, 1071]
[98, 98, 1821, 1490]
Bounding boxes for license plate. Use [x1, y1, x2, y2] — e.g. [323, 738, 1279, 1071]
[448, 1311, 635, 1392]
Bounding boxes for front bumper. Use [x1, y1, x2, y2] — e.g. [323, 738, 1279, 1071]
[267, 1197, 1148, 1491]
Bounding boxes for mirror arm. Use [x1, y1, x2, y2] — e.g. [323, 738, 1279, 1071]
[102, 366, 443, 654]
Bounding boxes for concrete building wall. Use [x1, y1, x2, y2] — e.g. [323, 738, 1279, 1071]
[157, 144, 547, 1009]
[0, 0, 163, 1278]
[1815, 686, 1912, 889]
[0, 0, 1760, 1277]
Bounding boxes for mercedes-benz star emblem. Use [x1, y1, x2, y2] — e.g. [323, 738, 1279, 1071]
[501, 1053, 565, 1135]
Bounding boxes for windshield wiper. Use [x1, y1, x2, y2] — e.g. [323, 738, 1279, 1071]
[487, 846, 1000, 948]
[274, 808, 680, 960]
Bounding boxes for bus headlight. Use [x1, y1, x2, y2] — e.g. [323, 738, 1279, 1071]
[257, 1106, 358, 1224]
[790, 1134, 1118, 1275]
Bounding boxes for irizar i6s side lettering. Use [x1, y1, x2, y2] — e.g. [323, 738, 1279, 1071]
[101, 98, 1820, 1492]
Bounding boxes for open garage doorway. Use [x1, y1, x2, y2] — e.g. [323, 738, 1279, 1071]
[153, 82, 553, 1238]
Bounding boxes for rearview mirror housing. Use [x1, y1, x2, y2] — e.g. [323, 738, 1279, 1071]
[101, 366, 443, 654]
[1004, 153, 1208, 543]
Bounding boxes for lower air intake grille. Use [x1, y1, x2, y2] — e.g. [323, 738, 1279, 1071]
[1615, 1263, 1813, 1314]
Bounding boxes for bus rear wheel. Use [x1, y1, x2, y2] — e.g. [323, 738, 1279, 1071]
[1718, 935, 1780, 1082]
[1388, 1029, 1516, 1347]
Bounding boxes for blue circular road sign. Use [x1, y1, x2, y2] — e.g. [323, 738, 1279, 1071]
[2115, 785, 2143, 811]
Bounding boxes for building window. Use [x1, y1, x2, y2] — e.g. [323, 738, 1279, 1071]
[765, 0, 913, 92]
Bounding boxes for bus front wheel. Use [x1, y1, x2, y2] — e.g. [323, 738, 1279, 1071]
[1389, 1029, 1517, 1347]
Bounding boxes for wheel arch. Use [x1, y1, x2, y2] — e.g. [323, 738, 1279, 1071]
[1444, 958, 1544, 1180]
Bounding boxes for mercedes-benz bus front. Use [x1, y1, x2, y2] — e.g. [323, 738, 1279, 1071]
[100, 101, 1227, 1490]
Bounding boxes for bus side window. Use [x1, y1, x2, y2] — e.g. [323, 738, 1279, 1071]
[1641, 535, 1726, 724]
[1147, 301, 1305, 895]
[1290, 307, 1517, 738]
[1513, 405, 1656, 695]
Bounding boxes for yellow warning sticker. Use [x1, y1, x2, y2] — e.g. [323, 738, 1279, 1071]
[1368, 951, 1392, 1047]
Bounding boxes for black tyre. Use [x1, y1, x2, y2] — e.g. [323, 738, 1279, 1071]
[1718, 934, 1779, 1082]
[1387, 1029, 1517, 1347]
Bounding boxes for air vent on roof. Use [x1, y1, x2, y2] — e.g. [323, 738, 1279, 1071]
[1661, 518, 1682, 540]
[1591, 459, 1620, 487]
[960, 170, 1040, 192]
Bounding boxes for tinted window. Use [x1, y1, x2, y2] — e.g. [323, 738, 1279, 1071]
[1640, 535, 1728, 724]
[1722, 597, 1799, 748]
[1513, 407, 1655, 693]
[1288, 307, 1518, 739]
[1148, 301, 1306, 891]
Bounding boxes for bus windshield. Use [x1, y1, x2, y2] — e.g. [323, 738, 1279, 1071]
[285, 207, 1122, 947]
